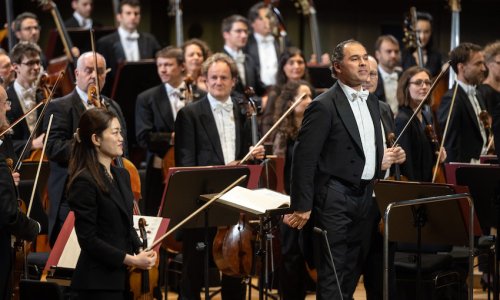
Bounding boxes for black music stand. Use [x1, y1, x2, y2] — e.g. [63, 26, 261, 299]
[108, 60, 161, 164]
[375, 180, 474, 300]
[159, 166, 251, 299]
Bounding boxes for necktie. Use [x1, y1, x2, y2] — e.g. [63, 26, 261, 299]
[351, 90, 369, 102]
[216, 101, 233, 112]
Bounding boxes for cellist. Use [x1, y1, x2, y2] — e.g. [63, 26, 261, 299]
[43, 52, 128, 245]
[0, 84, 40, 300]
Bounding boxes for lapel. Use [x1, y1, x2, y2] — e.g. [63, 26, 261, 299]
[112, 32, 126, 61]
[109, 166, 132, 222]
[138, 33, 148, 59]
[456, 84, 482, 137]
[331, 83, 363, 152]
[366, 94, 384, 168]
[152, 85, 175, 129]
[199, 98, 225, 163]
[232, 97, 242, 158]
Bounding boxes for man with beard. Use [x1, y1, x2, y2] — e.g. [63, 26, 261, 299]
[374, 35, 401, 114]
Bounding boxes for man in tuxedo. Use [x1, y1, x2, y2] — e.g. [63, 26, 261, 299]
[6, 42, 45, 156]
[374, 35, 401, 114]
[97, 0, 160, 94]
[0, 49, 15, 88]
[0, 84, 40, 300]
[288, 40, 384, 300]
[136, 46, 205, 216]
[43, 51, 127, 245]
[245, 2, 279, 87]
[13, 12, 47, 68]
[222, 14, 266, 96]
[64, 0, 95, 29]
[438, 43, 487, 163]
[175, 53, 264, 300]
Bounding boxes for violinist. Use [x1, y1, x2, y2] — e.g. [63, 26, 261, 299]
[67, 108, 156, 300]
[43, 52, 128, 245]
[0, 84, 40, 300]
[222, 15, 266, 97]
[395, 66, 446, 181]
[437, 43, 487, 163]
[0, 49, 15, 88]
[12, 12, 47, 69]
[6, 42, 45, 157]
[182, 38, 212, 93]
[136, 46, 205, 216]
[175, 53, 265, 300]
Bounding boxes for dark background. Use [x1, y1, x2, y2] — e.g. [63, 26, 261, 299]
[1, 0, 499, 59]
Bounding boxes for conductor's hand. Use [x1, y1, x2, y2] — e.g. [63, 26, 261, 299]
[284, 210, 311, 230]
[124, 250, 157, 270]
[250, 145, 265, 160]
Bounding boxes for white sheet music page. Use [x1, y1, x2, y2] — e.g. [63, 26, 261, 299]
[218, 186, 290, 215]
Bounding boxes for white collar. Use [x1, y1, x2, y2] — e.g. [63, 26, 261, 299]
[254, 32, 274, 43]
[377, 65, 397, 78]
[165, 82, 185, 95]
[73, 11, 91, 27]
[76, 86, 89, 104]
[337, 80, 367, 102]
[118, 26, 139, 40]
[457, 80, 475, 94]
[207, 93, 231, 110]
[224, 45, 243, 59]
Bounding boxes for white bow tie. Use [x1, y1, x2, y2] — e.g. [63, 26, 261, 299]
[383, 73, 398, 81]
[467, 86, 477, 98]
[233, 53, 245, 64]
[351, 90, 369, 102]
[260, 36, 275, 44]
[126, 32, 140, 41]
[215, 101, 233, 112]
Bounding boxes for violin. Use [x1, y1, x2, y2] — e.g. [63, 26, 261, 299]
[479, 110, 495, 155]
[385, 132, 408, 182]
[129, 218, 160, 300]
[424, 124, 446, 183]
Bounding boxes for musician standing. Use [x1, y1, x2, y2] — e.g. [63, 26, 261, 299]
[6, 42, 45, 156]
[64, 0, 97, 29]
[175, 53, 265, 300]
[0, 84, 40, 300]
[43, 52, 127, 245]
[287, 40, 384, 299]
[136, 46, 205, 216]
[67, 108, 156, 300]
[373, 35, 401, 114]
[12, 13, 47, 68]
[438, 43, 487, 163]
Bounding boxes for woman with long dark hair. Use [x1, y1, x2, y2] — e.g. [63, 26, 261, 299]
[67, 108, 156, 299]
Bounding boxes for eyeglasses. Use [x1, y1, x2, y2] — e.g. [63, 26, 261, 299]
[1, 100, 11, 106]
[21, 25, 41, 32]
[20, 60, 41, 67]
[409, 79, 432, 87]
[369, 72, 378, 79]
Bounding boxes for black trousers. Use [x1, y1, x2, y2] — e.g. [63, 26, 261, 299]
[313, 179, 373, 300]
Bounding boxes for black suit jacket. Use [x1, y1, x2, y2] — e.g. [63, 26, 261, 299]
[97, 31, 161, 94]
[493, 96, 500, 158]
[402, 49, 442, 77]
[222, 48, 266, 97]
[243, 34, 279, 77]
[68, 166, 141, 291]
[379, 100, 394, 135]
[175, 95, 252, 167]
[5, 84, 43, 156]
[373, 70, 401, 105]
[437, 83, 486, 163]
[291, 83, 384, 212]
[64, 16, 101, 28]
[43, 90, 127, 238]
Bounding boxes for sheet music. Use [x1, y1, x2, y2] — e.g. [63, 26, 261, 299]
[58, 229, 80, 269]
[133, 215, 163, 247]
[217, 186, 290, 215]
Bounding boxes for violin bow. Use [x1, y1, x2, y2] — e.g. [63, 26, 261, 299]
[238, 92, 306, 164]
[392, 61, 451, 147]
[90, 29, 101, 101]
[432, 81, 459, 182]
[13, 71, 64, 172]
[27, 114, 53, 217]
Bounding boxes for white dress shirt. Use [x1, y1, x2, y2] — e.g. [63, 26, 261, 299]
[224, 45, 246, 86]
[254, 33, 278, 86]
[165, 82, 186, 120]
[73, 11, 92, 29]
[378, 66, 399, 114]
[118, 26, 140, 61]
[14, 80, 37, 133]
[338, 81, 376, 180]
[207, 93, 236, 164]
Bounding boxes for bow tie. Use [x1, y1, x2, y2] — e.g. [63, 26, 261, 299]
[169, 88, 182, 98]
[215, 101, 233, 112]
[383, 73, 398, 81]
[260, 36, 275, 44]
[233, 53, 245, 64]
[126, 32, 140, 41]
[467, 86, 477, 98]
[351, 90, 369, 102]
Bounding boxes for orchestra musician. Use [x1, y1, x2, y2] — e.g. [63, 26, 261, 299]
[373, 35, 401, 114]
[0, 49, 15, 88]
[395, 66, 446, 181]
[401, 11, 442, 77]
[64, 0, 98, 29]
[221, 15, 266, 97]
[97, 0, 160, 94]
[182, 38, 212, 92]
[0, 84, 40, 300]
[43, 52, 128, 245]
[66, 108, 156, 300]
[174, 53, 265, 300]
[287, 40, 384, 300]
[478, 41, 500, 114]
[437, 43, 488, 163]
[6, 42, 45, 157]
[135, 46, 205, 216]
[12, 12, 47, 68]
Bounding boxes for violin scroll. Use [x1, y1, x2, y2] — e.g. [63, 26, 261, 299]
[87, 83, 101, 108]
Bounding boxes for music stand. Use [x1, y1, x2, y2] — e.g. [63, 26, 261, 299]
[108, 60, 161, 164]
[159, 166, 254, 299]
[375, 180, 475, 300]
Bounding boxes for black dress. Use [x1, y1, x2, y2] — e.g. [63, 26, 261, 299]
[402, 49, 443, 78]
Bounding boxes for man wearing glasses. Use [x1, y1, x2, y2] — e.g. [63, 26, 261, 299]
[13, 12, 47, 68]
[6, 42, 45, 157]
[0, 49, 15, 88]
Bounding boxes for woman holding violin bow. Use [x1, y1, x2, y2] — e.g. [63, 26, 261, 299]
[66, 108, 157, 300]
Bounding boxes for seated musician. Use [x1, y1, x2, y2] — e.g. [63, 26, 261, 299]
[0, 84, 40, 300]
[136, 46, 205, 216]
[97, 0, 160, 95]
[12, 12, 48, 68]
[64, 0, 98, 29]
[174, 53, 265, 300]
[43, 51, 127, 245]
[0, 49, 15, 88]
[6, 42, 45, 156]
[67, 108, 156, 299]
[395, 66, 446, 182]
